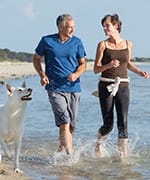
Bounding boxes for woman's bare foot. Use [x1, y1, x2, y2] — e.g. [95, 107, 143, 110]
[95, 143, 102, 158]
[95, 133, 103, 158]
[118, 138, 128, 158]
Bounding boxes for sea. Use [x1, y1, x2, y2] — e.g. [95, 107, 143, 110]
[0, 64, 150, 180]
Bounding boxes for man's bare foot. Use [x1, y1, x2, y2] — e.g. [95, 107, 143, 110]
[57, 145, 65, 152]
[95, 143, 102, 158]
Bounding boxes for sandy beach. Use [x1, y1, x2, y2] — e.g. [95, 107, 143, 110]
[0, 163, 31, 180]
[1, 61, 149, 83]
[0, 62, 37, 83]
[0, 61, 94, 83]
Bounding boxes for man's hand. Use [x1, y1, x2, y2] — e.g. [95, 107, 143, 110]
[40, 75, 49, 86]
[67, 73, 78, 82]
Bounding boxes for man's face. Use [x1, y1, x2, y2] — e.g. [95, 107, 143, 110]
[61, 20, 75, 38]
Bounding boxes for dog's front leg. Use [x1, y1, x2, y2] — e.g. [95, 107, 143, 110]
[14, 138, 23, 173]
[0, 138, 12, 160]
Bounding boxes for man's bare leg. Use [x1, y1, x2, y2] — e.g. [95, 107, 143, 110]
[95, 133, 102, 158]
[59, 123, 72, 154]
[57, 131, 65, 152]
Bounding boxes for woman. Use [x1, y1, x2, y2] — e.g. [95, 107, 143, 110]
[93, 14, 149, 158]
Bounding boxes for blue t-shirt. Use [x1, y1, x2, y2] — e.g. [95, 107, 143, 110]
[35, 34, 86, 92]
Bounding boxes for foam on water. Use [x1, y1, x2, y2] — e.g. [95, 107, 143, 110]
[2, 129, 150, 180]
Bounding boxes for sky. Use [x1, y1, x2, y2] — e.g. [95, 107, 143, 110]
[0, 0, 150, 59]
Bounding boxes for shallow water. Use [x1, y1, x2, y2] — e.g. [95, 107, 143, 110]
[0, 64, 150, 180]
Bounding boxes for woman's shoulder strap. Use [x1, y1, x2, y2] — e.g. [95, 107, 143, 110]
[126, 40, 132, 49]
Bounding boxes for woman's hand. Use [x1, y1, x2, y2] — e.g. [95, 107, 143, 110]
[109, 59, 120, 68]
[139, 71, 149, 79]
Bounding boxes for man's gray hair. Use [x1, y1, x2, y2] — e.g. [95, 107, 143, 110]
[56, 14, 73, 27]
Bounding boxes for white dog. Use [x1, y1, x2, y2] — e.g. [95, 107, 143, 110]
[0, 82, 32, 173]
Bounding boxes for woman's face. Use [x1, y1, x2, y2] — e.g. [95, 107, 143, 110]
[102, 17, 117, 36]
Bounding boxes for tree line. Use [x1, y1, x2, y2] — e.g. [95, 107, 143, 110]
[0, 48, 150, 63]
[0, 48, 33, 62]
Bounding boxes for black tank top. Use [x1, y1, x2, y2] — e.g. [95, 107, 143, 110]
[101, 41, 129, 87]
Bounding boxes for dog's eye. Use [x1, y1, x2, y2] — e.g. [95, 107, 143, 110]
[18, 89, 22, 92]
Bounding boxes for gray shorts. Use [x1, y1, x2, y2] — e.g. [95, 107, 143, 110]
[47, 91, 80, 132]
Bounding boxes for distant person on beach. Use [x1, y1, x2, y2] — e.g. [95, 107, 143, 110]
[33, 14, 86, 154]
[93, 13, 149, 158]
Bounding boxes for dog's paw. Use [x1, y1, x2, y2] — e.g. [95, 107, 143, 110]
[14, 168, 24, 174]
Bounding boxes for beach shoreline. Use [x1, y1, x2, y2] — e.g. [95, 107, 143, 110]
[0, 62, 37, 83]
[1, 61, 149, 83]
[0, 61, 95, 83]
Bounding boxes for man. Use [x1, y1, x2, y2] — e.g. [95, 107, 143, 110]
[33, 14, 86, 154]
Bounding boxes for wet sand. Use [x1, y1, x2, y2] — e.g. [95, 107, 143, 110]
[0, 163, 31, 180]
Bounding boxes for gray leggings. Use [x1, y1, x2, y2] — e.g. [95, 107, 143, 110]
[98, 82, 129, 138]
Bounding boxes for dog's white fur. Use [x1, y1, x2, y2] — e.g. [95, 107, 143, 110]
[0, 82, 32, 173]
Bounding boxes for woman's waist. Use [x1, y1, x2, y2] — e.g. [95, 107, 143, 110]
[99, 76, 129, 87]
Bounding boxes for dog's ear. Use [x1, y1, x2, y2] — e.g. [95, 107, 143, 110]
[22, 81, 26, 88]
[6, 83, 13, 95]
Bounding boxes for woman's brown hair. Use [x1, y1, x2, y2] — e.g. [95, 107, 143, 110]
[101, 14, 122, 33]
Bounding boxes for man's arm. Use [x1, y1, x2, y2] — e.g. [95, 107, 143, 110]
[33, 53, 49, 86]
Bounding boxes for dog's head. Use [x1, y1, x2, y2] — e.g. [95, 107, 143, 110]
[6, 82, 32, 102]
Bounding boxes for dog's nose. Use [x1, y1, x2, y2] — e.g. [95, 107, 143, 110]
[27, 88, 32, 92]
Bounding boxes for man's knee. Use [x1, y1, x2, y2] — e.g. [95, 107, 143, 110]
[60, 123, 70, 132]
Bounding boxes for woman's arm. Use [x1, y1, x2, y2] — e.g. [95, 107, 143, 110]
[127, 41, 149, 78]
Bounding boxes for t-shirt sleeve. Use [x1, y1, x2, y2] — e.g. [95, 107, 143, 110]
[35, 37, 45, 57]
[77, 40, 86, 59]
